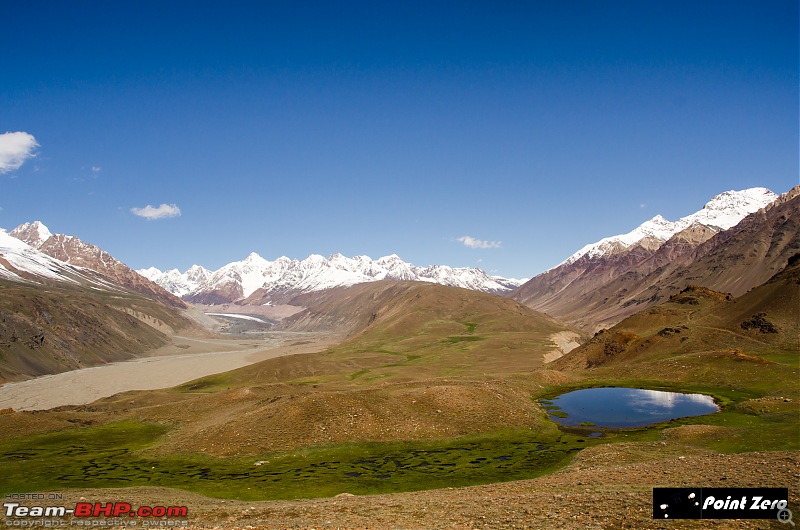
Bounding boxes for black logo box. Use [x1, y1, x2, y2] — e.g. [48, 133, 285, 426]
[653, 488, 790, 520]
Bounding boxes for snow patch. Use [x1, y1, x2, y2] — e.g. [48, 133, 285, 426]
[205, 313, 268, 323]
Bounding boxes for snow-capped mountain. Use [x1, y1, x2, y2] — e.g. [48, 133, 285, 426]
[140, 253, 526, 305]
[10, 221, 186, 308]
[9, 220, 52, 249]
[511, 186, 785, 331]
[137, 265, 211, 298]
[0, 228, 115, 287]
[560, 187, 777, 266]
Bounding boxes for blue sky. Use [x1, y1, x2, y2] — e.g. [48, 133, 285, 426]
[1, 1, 797, 278]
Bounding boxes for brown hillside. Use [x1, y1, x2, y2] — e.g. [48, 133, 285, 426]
[554, 252, 800, 373]
[37, 234, 187, 309]
[50, 281, 584, 456]
[0, 280, 198, 382]
[278, 280, 576, 338]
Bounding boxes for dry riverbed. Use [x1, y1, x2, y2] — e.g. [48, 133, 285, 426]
[0, 332, 336, 411]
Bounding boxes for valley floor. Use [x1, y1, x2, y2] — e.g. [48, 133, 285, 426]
[0, 333, 337, 411]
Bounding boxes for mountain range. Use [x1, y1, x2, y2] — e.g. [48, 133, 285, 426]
[139, 253, 526, 305]
[9, 221, 185, 308]
[511, 186, 798, 330]
[138, 186, 795, 329]
[555, 187, 777, 267]
[0, 183, 796, 378]
[0, 227, 110, 288]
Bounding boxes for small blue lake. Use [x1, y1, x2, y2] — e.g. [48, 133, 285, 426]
[543, 387, 719, 428]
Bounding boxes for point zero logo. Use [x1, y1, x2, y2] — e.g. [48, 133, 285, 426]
[654, 488, 790, 520]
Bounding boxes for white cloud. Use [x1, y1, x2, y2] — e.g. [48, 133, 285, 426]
[457, 236, 502, 249]
[91, 166, 102, 173]
[0, 132, 38, 174]
[131, 203, 181, 220]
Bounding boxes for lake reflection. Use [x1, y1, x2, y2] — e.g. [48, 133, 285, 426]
[546, 387, 718, 428]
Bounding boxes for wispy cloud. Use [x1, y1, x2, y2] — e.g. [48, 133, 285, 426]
[0, 131, 38, 174]
[457, 235, 502, 249]
[131, 203, 182, 220]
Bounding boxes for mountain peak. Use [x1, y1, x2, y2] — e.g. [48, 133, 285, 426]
[10, 220, 53, 248]
[680, 187, 777, 231]
[634, 215, 678, 239]
[648, 214, 669, 223]
[703, 187, 775, 211]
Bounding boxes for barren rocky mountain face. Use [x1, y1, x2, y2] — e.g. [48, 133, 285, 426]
[10, 222, 186, 309]
[0, 279, 195, 382]
[554, 250, 800, 372]
[511, 187, 798, 331]
[276, 279, 578, 341]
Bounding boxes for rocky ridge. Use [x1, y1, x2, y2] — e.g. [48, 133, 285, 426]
[11, 221, 185, 308]
[141, 253, 526, 305]
[511, 187, 794, 330]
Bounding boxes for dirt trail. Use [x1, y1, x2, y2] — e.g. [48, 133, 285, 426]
[544, 331, 583, 363]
